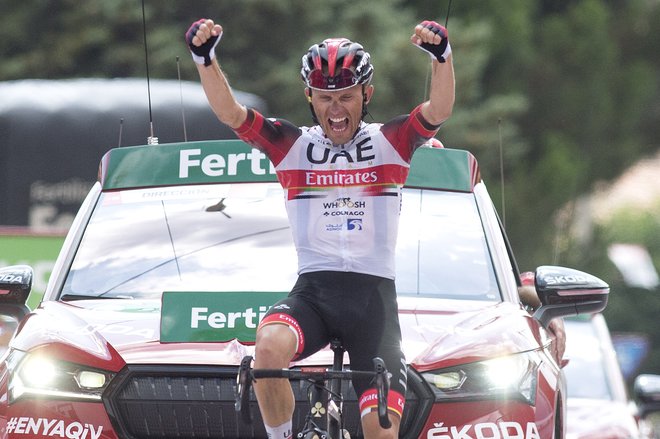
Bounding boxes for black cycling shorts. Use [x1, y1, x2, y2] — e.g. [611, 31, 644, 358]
[258, 270, 407, 416]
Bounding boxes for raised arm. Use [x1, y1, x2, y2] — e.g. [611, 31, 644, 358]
[411, 21, 455, 126]
[185, 19, 248, 129]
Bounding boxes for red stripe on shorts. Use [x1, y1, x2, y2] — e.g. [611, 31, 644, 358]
[257, 313, 305, 360]
[358, 388, 405, 418]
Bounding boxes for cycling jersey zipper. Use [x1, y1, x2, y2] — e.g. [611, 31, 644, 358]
[336, 144, 352, 272]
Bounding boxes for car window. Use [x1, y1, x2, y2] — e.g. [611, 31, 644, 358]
[61, 184, 499, 301]
[564, 319, 613, 400]
[62, 183, 298, 299]
[397, 190, 499, 300]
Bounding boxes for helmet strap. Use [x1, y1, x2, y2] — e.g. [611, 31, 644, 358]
[307, 88, 320, 124]
[361, 85, 368, 120]
[309, 102, 320, 124]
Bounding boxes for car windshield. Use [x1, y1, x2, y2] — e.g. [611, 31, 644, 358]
[563, 319, 613, 400]
[61, 183, 499, 301]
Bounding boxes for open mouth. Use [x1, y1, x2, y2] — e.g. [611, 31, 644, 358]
[328, 117, 349, 132]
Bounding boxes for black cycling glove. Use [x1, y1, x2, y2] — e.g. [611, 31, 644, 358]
[185, 19, 222, 66]
[416, 20, 451, 63]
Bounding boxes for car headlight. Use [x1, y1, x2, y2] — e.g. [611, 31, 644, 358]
[421, 351, 540, 405]
[6, 350, 115, 403]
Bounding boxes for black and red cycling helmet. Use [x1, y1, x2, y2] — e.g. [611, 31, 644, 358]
[301, 38, 374, 91]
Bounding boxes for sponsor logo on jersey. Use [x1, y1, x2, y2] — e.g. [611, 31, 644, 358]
[323, 210, 365, 217]
[325, 223, 343, 232]
[305, 170, 378, 186]
[347, 219, 363, 230]
[322, 197, 366, 209]
[306, 137, 375, 165]
[323, 219, 364, 231]
[321, 198, 367, 218]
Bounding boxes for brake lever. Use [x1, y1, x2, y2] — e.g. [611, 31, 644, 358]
[372, 357, 392, 429]
[235, 355, 254, 424]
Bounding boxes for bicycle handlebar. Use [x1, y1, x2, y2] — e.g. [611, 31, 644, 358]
[235, 355, 392, 430]
[251, 368, 377, 381]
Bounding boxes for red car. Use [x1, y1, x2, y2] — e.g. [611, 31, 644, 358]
[0, 140, 608, 438]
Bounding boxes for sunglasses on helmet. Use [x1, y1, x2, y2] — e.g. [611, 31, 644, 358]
[307, 68, 358, 90]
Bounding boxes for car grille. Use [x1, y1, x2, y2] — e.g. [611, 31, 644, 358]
[103, 364, 433, 439]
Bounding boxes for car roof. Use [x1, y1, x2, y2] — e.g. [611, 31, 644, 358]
[98, 140, 482, 192]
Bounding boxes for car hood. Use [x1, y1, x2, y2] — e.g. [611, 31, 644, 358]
[566, 398, 640, 438]
[12, 297, 545, 372]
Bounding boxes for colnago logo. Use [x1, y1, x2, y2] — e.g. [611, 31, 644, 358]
[6, 417, 103, 439]
[323, 211, 365, 217]
[178, 148, 276, 178]
[426, 422, 540, 439]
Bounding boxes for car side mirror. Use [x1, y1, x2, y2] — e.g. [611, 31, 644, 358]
[0, 265, 33, 305]
[532, 265, 609, 327]
[0, 265, 33, 322]
[634, 374, 660, 417]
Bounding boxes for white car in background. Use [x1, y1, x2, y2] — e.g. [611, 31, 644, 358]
[564, 314, 658, 439]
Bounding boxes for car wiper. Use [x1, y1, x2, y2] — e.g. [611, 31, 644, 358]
[162, 200, 182, 280]
[60, 294, 133, 301]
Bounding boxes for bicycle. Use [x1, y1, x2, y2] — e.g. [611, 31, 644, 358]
[235, 337, 392, 439]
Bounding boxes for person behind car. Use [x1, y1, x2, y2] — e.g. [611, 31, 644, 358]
[518, 271, 566, 364]
[185, 18, 454, 439]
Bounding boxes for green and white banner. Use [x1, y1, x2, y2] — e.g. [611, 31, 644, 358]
[0, 231, 66, 309]
[160, 291, 287, 343]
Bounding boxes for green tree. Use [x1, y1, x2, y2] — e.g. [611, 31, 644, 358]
[507, 0, 658, 270]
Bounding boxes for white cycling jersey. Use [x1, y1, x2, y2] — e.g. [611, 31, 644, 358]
[235, 105, 439, 279]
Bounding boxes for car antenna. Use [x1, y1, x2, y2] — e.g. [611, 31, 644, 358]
[445, 0, 453, 28]
[118, 118, 124, 147]
[423, 0, 453, 102]
[498, 117, 506, 228]
[141, 0, 158, 145]
[176, 56, 189, 142]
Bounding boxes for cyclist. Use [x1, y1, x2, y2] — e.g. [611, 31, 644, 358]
[186, 18, 454, 439]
